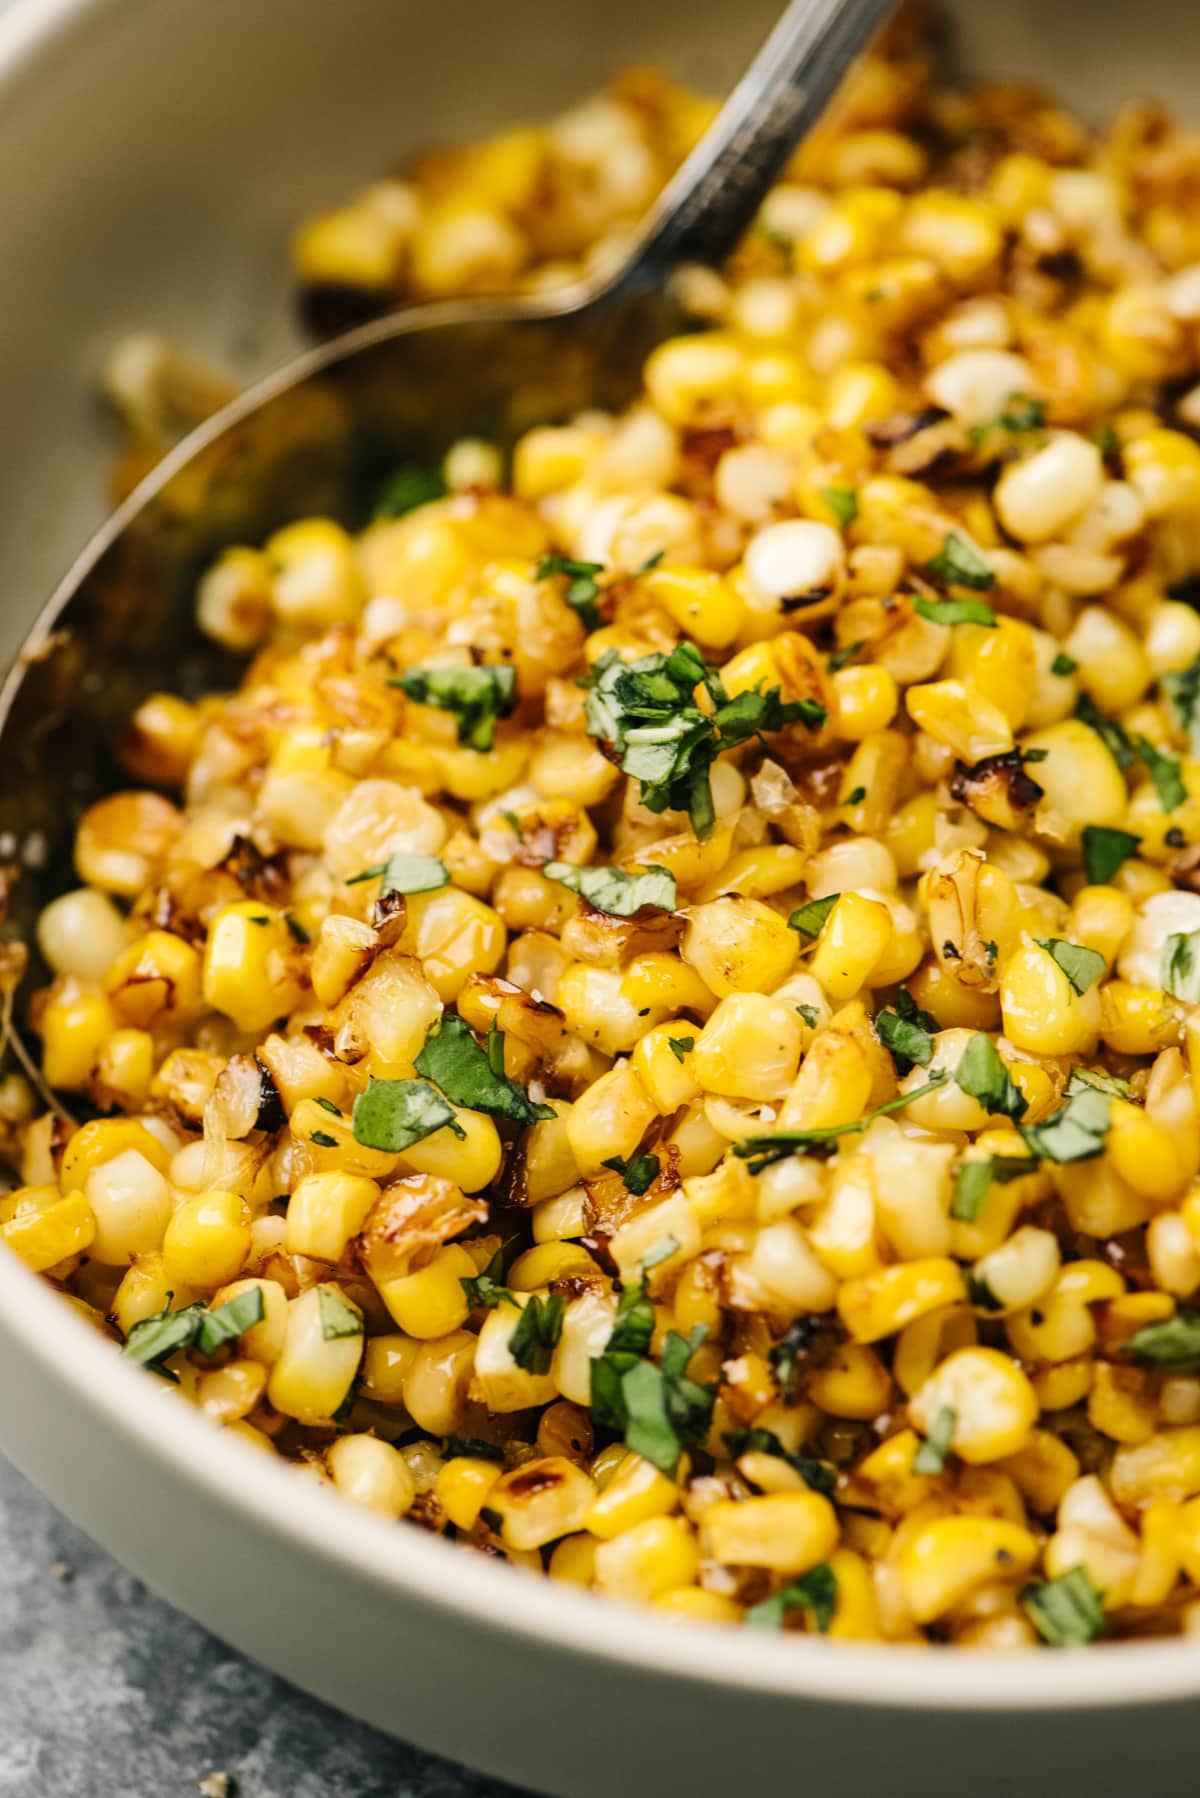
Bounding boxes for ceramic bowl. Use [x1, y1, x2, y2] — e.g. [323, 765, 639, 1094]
[1, 3, 1200, 1792]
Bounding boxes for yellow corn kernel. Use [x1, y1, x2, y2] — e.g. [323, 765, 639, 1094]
[267, 1284, 364, 1425]
[211, 1277, 288, 1366]
[84, 1149, 173, 1267]
[508, 1242, 598, 1292]
[853, 1431, 937, 1517]
[436, 1455, 503, 1530]
[375, 1242, 477, 1339]
[695, 844, 811, 905]
[547, 1534, 600, 1587]
[909, 1347, 1038, 1464]
[564, 1062, 657, 1175]
[60, 1118, 170, 1192]
[524, 1104, 582, 1204]
[162, 1190, 251, 1293]
[104, 928, 204, 1028]
[642, 566, 744, 650]
[652, 1586, 742, 1625]
[472, 1297, 560, 1413]
[1131, 1500, 1182, 1607]
[807, 1342, 893, 1418]
[1069, 886, 1135, 965]
[118, 692, 201, 787]
[899, 1516, 1038, 1623]
[831, 664, 898, 740]
[593, 1516, 701, 1602]
[1124, 427, 1200, 518]
[0, 1190, 94, 1274]
[826, 1546, 881, 1640]
[584, 1452, 681, 1540]
[776, 1028, 873, 1132]
[285, 1172, 380, 1263]
[632, 1022, 702, 1113]
[838, 1259, 967, 1344]
[690, 993, 803, 1101]
[201, 902, 304, 1034]
[91, 1028, 155, 1109]
[906, 679, 1014, 761]
[950, 618, 1037, 732]
[681, 896, 797, 997]
[1020, 719, 1129, 839]
[265, 517, 365, 629]
[1100, 980, 1184, 1056]
[40, 984, 115, 1091]
[700, 1491, 837, 1572]
[807, 892, 894, 1002]
[396, 888, 506, 1002]
[644, 333, 745, 425]
[1110, 1428, 1200, 1505]
[486, 1457, 598, 1551]
[621, 955, 718, 1017]
[310, 914, 377, 1010]
[74, 790, 180, 898]
[999, 1430, 1080, 1517]
[327, 1433, 416, 1519]
[893, 1305, 978, 1399]
[1107, 1098, 1193, 1203]
[1087, 1361, 1159, 1445]
[999, 939, 1101, 1057]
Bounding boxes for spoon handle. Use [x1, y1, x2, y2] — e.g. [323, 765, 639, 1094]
[622, 0, 895, 281]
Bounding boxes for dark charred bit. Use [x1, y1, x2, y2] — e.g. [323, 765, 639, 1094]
[950, 748, 1045, 830]
[1169, 843, 1200, 893]
[214, 833, 290, 903]
[548, 1273, 600, 1301]
[779, 584, 835, 613]
[369, 886, 408, 945]
[579, 1233, 619, 1279]
[254, 1057, 287, 1134]
[296, 281, 389, 340]
[1164, 827, 1186, 850]
[679, 421, 743, 473]
[1036, 247, 1083, 282]
[302, 1022, 338, 1058]
[494, 1142, 530, 1212]
[867, 405, 951, 448]
[503, 1464, 565, 1500]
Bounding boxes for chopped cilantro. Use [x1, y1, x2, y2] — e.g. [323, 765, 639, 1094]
[1081, 825, 1140, 885]
[1019, 1069, 1113, 1163]
[788, 893, 839, 938]
[345, 851, 449, 893]
[843, 784, 867, 806]
[667, 1035, 695, 1063]
[924, 529, 996, 592]
[954, 1033, 1027, 1119]
[391, 663, 517, 752]
[460, 1245, 519, 1312]
[1050, 651, 1078, 676]
[827, 638, 866, 673]
[602, 1153, 661, 1197]
[641, 1235, 680, 1271]
[950, 1154, 1038, 1222]
[820, 485, 858, 528]
[590, 1319, 715, 1477]
[374, 463, 447, 518]
[415, 1015, 555, 1126]
[535, 554, 606, 631]
[912, 1404, 956, 1474]
[874, 987, 937, 1072]
[508, 1294, 566, 1374]
[1125, 1307, 1200, 1370]
[746, 1564, 838, 1632]
[1035, 938, 1105, 996]
[1137, 735, 1186, 812]
[1021, 1567, 1105, 1647]
[1163, 655, 1200, 757]
[310, 1130, 338, 1148]
[913, 594, 998, 628]
[795, 1004, 820, 1028]
[352, 1076, 464, 1152]
[316, 1286, 363, 1341]
[1075, 694, 1134, 770]
[543, 861, 675, 916]
[122, 1288, 267, 1374]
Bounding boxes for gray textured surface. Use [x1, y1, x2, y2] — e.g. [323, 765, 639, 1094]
[0, 1452, 522, 1797]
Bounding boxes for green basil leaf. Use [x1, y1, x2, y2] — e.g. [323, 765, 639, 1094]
[1019, 1071, 1112, 1163]
[955, 1033, 1027, 1119]
[536, 553, 605, 630]
[602, 1154, 661, 1197]
[1162, 930, 1200, 1004]
[795, 1004, 819, 1028]
[1163, 655, 1200, 758]
[722, 1427, 837, 1496]
[1021, 1567, 1105, 1647]
[317, 1286, 363, 1340]
[913, 594, 997, 627]
[122, 1300, 207, 1373]
[391, 663, 517, 752]
[352, 1076, 464, 1152]
[345, 850, 449, 894]
[543, 860, 676, 917]
[415, 1015, 555, 1126]
[924, 529, 996, 592]
[950, 1154, 1038, 1222]
[733, 1071, 949, 1173]
[443, 1435, 505, 1463]
[788, 893, 839, 937]
[374, 464, 447, 518]
[912, 1404, 956, 1475]
[820, 485, 858, 527]
[746, 1564, 838, 1632]
[460, 1245, 519, 1312]
[1137, 735, 1186, 812]
[1050, 651, 1078, 676]
[508, 1293, 566, 1374]
[195, 1286, 266, 1356]
[1081, 825, 1140, 886]
[1125, 1307, 1200, 1370]
[1075, 695, 1135, 770]
[875, 1004, 935, 1071]
[1035, 937, 1105, 996]
[667, 1035, 695, 1063]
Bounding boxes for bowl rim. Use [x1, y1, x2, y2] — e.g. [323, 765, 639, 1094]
[3, 0, 1200, 1718]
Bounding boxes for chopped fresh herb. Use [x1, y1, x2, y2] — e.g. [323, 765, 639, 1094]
[1022, 748, 1048, 763]
[966, 1270, 1003, 1312]
[924, 529, 996, 592]
[1000, 394, 1046, 432]
[1092, 423, 1119, 455]
[602, 1153, 661, 1197]
[315, 1096, 342, 1116]
[543, 860, 675, 916]
[1036, 937, 1105, 996]
[722, 1427, 837, 1496]
[508, 1293, 566, 1374]
[284, 913, 311, 944]
[352, 1076, 464, 1152]
[827, 638, 866, 673]
[498, 809, 522, 835]
[415, 1015, 555, 1126]
[667, 1035, 695, 1062]
[843, 785, 867, 806]
[954, 1033, 1027, 1119]
[1019, 1069, 1113, 1163]
[950, 1154, 1038, 1222]
[316, 1286, 363, 1341]
[391, 663, 517, 752]
[486, 1020, 506, 1080]
[607, 1275, 656, 1358]
[310, 1130, 338, 1148]
[985, 938, 999, 963]
[582, 642, 822, 841]
[247, 914, 269, 926]
[479, 1506, 503, 1534]
[875, 987, 936, 1072]
[590, 1321, 715, 1476]
[1075, 694, 1134, 770]
[535, 553, 606, 631]
[460, 1246, 519, 1312]
[1163, 655, 1200, 757]
[1021, 1567, 1105, 1647]
[732, 1072, 948, 1173]
[1081, 824, 1140, 886]
[641, 1234, 679, 1271]
[443, 1436, 505, 1463]
[1137, 735, 1186, 812]
[769, 1318, 820, 1388]
[195, 1286, 266, 1355]
[788, 893, 839, 937]
[122, 1299, 203, 1374]
[795, 1004, 820, 1028]
[1125, 1307, 1200, 1370]
[374, 463, 447, 518]
[942, 940, 961, 960]
[746, 1564, 838, 1632]
[1050, 651, 1078, 676]
[912, 1404, 956, 1475]
[346, 850, 449, 894]
[820, 485, 858, 528]
[913, 593, 998, 628]
[1162, 930, 1200, 1004]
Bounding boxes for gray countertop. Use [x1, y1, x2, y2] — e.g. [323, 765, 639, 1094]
[0, 1452, 522, 1797]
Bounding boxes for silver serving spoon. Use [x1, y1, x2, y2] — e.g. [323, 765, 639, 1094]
[0, 0, 890, 1103]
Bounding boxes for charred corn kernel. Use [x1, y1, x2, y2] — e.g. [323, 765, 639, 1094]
[593, 1516, 700, 1602]
[1124, 427, 1200, 518]
[564, 1062, 657, 1175]
[310, 915, 378, 1010]
[437, 1455, 504, 1531]
[201, 903, 304, 1034]
[74, 790, 179, 897]
[91, 1028, 155, 1108]
[807, 1342, 892, 1418]
[899, 1516, 1038, 1623]
[286, 1173, 380, 1263]
[909, 1347, 1038, 1464]
[0, 1191, 94, 1274]
[807, 893, 893, 1001]
[327, 1434, 416, 1519]
[195, 546, 273, 651]
[508, 1241, 598, 1291]
[486, 1457, 598, 1552]
[701, 1491, 837, 1572]
[162, 1190, 251, 1292]
[999, 940, 1101, 1056]
[838, 1259, 967, 1344]
[375, 1243, 477, 1338]
[40, 984, 115, 1090]
[1110, 1428, 1200, 1505]
[103, 929, 203, 1028]
[268, 1284, 364, 1425]
[906, 680, 1014, 761]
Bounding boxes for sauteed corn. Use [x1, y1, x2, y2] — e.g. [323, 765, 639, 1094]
[13, 15, 1200, 1646]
